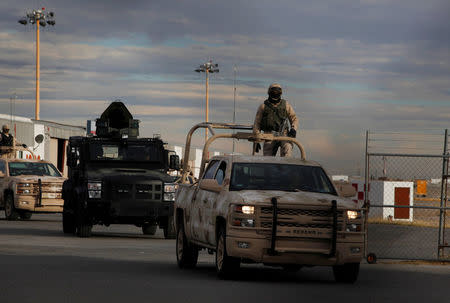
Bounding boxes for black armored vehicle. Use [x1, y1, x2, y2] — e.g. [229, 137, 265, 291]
[62, 101, 180, 238]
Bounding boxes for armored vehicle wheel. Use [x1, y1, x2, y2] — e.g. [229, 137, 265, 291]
[333, 263, 360, 283]
[4, 194, 19, 221]
[176, 223, 198, 268]
[77, 223, 92, 238]
[142, 224, 157, 235]
[63, 211, 76, 234]
[216, 225, 240, 279]
[163, 216, 176, 239]
[19, 211, 32, 220]
[76, 210, 92, 238]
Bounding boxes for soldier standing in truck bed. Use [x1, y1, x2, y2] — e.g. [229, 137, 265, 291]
[253, 83, 299, 157]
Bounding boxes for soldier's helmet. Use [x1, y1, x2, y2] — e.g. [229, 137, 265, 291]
[2, 124, 10, 132]
[267, 83, 282, 95]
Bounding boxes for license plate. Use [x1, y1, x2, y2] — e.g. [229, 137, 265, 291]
[42, 193, 58, 199]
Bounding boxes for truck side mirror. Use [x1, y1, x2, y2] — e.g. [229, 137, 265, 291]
[199, 179, 222, 193]
[169, 155, 180, 170]
[335, 182, 356, 198]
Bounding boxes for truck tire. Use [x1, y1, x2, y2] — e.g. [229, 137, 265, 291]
[63, 211, 76, 234]
[333, 263, 360, 283]
[4, 194, 19, 221]
[142, 224, 157, 235]
[19, 211, 32, 220]
[176, 223, 198, 268]
[163, 216, 176, 239]
[216, 225, 240, 279]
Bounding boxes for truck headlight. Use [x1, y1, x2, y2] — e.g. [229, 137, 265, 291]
[235, 205, 255, 215]
[88, 181, 102, 199]
[347, 210, 359, 220]
[17, 183, 33, 195]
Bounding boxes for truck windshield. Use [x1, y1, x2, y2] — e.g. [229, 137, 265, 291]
[89, 143, 163, 162]
[230, 163, 337, 195]
[9, 162, 62, 177]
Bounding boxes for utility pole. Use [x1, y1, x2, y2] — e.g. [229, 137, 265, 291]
[232, 65, 237, 153]
[18, 8, 55, 120]
[195, 60, 219, 144]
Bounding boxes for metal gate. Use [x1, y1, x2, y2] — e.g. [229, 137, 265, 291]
[364, 129, 450, 261]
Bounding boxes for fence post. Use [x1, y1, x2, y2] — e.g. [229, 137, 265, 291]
[364, 130, 370, 258]
[438, 129, 448, 259]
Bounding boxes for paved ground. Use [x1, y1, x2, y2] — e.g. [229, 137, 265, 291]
[0, 213, 448, 303]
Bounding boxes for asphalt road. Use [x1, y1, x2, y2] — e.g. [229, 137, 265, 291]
[0, 214, 448, 303]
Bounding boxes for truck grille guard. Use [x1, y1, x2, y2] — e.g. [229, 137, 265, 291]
[267, 198, 338, 257]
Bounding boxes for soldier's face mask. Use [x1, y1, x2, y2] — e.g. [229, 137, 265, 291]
[268, 88, 282, 101]
[3, 128, 9, 134]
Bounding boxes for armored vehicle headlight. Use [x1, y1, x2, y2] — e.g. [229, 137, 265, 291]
[88, 181, 102, 199]
[164, 183, 178, 193]
[87, 182, 102, 190]
[347, 210, 359, 220]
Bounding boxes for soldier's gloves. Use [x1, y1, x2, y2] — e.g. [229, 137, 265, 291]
[22, 144, 27, 148]
[255, 143, 261, 153]
[288, 128, 297, 138]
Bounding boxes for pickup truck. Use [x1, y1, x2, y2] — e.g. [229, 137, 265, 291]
[174, 122, 364, 282]
[0, 147, 65, 220]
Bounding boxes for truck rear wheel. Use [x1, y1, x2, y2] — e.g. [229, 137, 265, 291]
[142, 224, 157, 235]
[216, 225, 240, 279]
[19, 211, 32, 220]
[163, 216, 176, 239]
[333, 263, 360, 283]
[176, 223, 198, 268]
[4, 194, 19, 221]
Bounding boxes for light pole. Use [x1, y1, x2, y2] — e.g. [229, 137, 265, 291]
[18, 8, 55, 120]
[195, 60, 219, 143]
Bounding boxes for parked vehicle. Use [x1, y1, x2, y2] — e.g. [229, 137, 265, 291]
[0, 146, 65, 220]
[175, 122, 363, 282]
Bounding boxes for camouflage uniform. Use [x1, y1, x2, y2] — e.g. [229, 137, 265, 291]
[253, 84, 298, 157]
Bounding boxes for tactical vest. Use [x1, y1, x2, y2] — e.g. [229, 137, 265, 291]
[260, 99, 288, 132]
[0, 133, 13, 146]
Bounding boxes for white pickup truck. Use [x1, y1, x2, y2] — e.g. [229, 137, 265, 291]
[174, 123, 364, 282]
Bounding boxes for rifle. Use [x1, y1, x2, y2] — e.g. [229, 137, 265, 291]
[273, 118, 290, 137]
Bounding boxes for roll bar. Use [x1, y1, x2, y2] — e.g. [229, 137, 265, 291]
[181, 122, 306, 183]
[0, 138, 35, 160]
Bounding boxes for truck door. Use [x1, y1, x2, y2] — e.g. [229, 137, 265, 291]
[191, 160, 220, 244]
[206, 161, 227, 245]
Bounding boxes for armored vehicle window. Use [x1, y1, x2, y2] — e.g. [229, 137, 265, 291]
[203, 160, 220, 179]
[230, 163, 337, 195]
[215, 162, 227, 185]
[8, 162, 62, 177]
[0, 160, 5, 174]
[89, 143, 163, 162]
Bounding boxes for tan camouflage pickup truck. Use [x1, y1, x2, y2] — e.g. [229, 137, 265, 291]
[174, 123, 364, 282]
[0, 147, 65, 220]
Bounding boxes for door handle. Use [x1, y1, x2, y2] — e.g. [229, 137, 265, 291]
[203, 199, 208, 203]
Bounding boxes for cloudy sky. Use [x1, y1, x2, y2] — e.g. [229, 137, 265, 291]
[0, 0, 449, 174]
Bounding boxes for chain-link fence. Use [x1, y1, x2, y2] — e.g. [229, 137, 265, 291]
[363, 130, 450, 261]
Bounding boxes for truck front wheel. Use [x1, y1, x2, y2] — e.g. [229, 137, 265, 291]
[76, 207, 92, 238]
[4, 194, 19, 221]
[176, 223, 198, 268]
[216, 226, 240, 279]
[333, 263, 360, 283]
